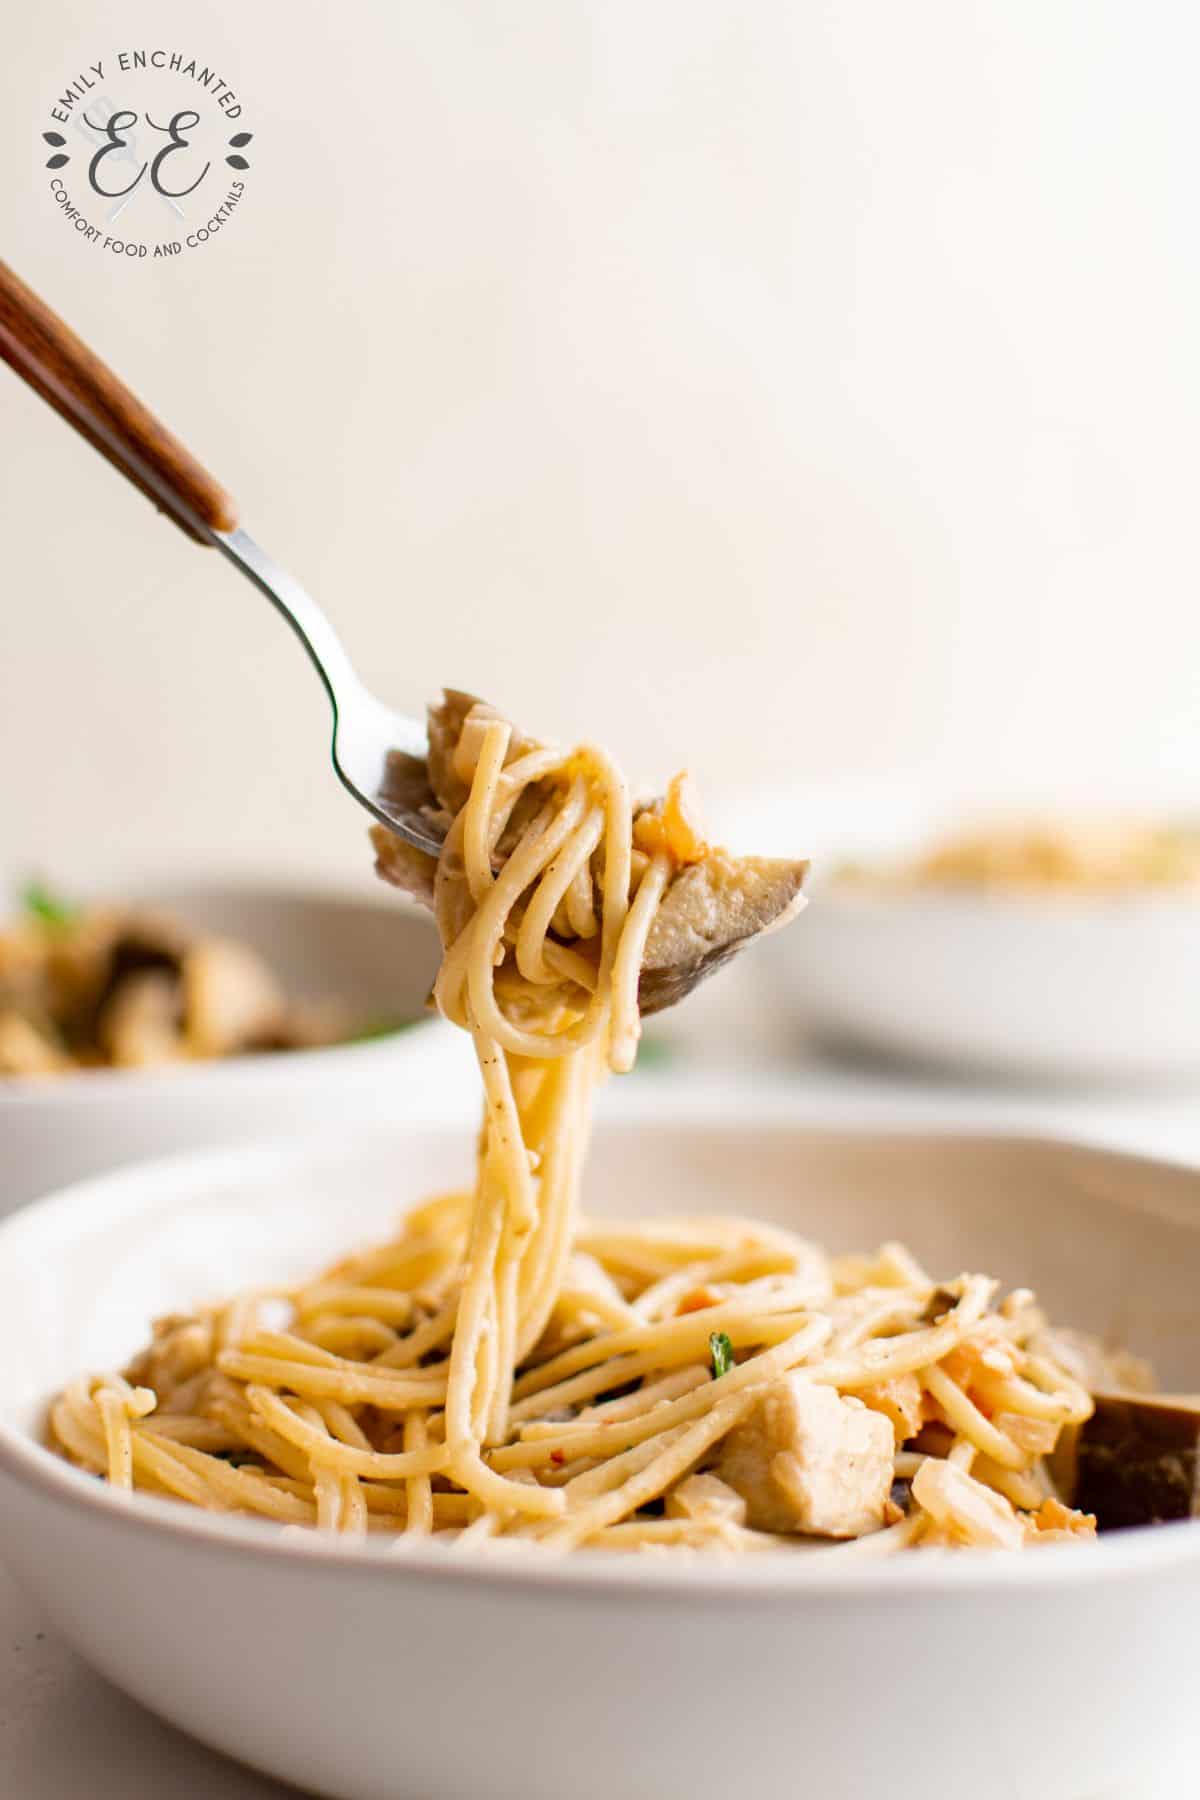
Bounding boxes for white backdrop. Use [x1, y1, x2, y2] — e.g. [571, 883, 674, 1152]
[4, 1, 1200, 886]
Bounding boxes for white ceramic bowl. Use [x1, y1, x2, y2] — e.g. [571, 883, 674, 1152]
[0, 882, 473, 1213]
[0, 1116, 1196, 1800]
[771, 882, 1200, 1084]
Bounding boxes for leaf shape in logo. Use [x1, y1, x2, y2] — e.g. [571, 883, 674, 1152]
[225, 154, 250, 170]
[43, 131, 66, 147]
[228, 132, 253, 148]
[45, 154, 70, 169]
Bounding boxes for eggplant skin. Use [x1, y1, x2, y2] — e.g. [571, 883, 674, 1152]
[637, 852, 809, 1017]
[1067, 1395, 1200, 1530]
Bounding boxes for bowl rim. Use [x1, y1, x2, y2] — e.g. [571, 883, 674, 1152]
[810, 879, 1200, 920]
[0, 1116, 1197, 1601]
[0, 1015, 442, 1108]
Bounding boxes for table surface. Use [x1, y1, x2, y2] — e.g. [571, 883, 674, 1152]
[4, 1049, 1199, 1799]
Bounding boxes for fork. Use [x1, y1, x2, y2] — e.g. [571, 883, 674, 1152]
[0, 259, 442, 858]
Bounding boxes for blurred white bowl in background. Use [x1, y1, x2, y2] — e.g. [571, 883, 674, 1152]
[0, 881, 474, 1214]
[708, 778, 1200, 1085]
[774, 883, 1200, 1084]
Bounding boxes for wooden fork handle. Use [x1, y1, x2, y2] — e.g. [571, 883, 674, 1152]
[0, 260, 237, 543]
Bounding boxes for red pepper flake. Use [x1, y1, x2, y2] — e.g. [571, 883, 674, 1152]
[677, 1287, 721, 1315]
[550, 1450, 566, 1466]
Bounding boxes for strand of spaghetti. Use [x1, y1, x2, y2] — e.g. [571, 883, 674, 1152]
[204, 1393, 317, 1484]
[444, 1146, 504, 1463]
[553, 1282, 642, 1333]
[301, 1317, 400, 1357]
[511, 1301, 821, 1401]
[1012, 1353, 1094, 1424]
[921, 1365, 1027, 1470]
[341, 1475, 368, 1536]
[472, 1028, 536, 1235]
[372, 1294, 460, 1368]
[130, 1415, 239, 1452]
[324, 1232, 461, 1294]
[473, 1289, 498, 1443]
[95, 1381, 155, 1490]
[457, 742, 565, 868]
[49, 1384, 118, 1476]
[294, 1287, 415, 1325]
[513, 1041, 594, 1359]
[434, 791, 564, 1020]
[232, 1330, 352, 1369]
[487, 1213, 522, 1444]
[968, 1363, 1089, 1424]
[462, 790, 601, 1057]
[507, 1352, 652, 1424]
[545, 1386, 764, 1550]
[492, 1318, 830, 1471]
[797, 1278, 996, 1390]
[970, 1453, 1044, 1510]
[294, 1401, 347, 1531]
[632, 1249, 800, 1321]
[217, 1353, 446, 1409]
[587, 745, 634, 991]
[608, 848, 671, 1072]
[828, 1516, 923, 1556]
[527, 1424, 691, 1514]
[134, 1431, 318, 1522]
[402, 1411, 433, 1537]
[515, 807, 605, 985]
[244, 1387, 445, 1478]
[441, 1147, 559, 1514]
[538, 939, 600, 992]
[299, 1402, 370, 1538]
[576, 1216, 821, 1269]
[565, 847, 598, 939]
[311, 1398, 374, 1451]
[569, 1365, 711, 1426]
[448, 1447, 564, 1520]
[589, 1520, 794, 1553]
[829, 1294, 926, 1351]
[461, 718, 512, 900]
[456, 1513, 501, 1548]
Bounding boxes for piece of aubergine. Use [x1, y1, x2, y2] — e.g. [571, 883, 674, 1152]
[371, 692, 808, 1018]
[1054, 1392, 1200, 1530]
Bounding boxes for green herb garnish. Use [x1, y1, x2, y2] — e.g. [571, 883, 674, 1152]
[709, 1330, 735, 1380]
[19, 879, 77, 929]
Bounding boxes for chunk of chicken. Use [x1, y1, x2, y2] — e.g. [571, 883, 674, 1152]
[182, 939, 287, 1058]
[0, 1010, 71, 1076]
[858, 1373, 925, 1447]
[716, 1377, 893, 1537]
[97, 969, 184, 1068]
[665, 1471, 748, 1528]
[910, 1457, 1026, 1550]
[550, 1253, 634, 1334]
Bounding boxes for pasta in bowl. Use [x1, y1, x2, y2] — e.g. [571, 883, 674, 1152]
[0, 1122, 1196, 1800]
